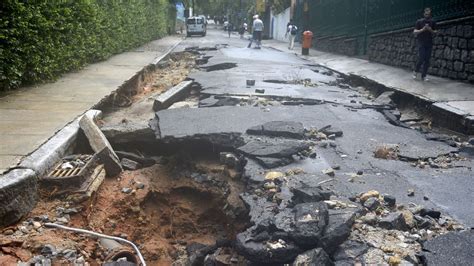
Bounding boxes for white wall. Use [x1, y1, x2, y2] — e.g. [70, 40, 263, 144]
[271, 7, 290, 42]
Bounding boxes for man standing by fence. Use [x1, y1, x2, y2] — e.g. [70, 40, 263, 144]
[413, 7, 437, 81]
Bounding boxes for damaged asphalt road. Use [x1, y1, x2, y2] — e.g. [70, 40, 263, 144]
[147, 30, 474, 264]
[3, 29, 473, 265]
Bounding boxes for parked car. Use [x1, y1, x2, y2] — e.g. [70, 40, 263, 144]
[186, 16, 206, 37]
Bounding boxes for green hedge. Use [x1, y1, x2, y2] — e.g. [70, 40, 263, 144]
[0, 0, 176, 91]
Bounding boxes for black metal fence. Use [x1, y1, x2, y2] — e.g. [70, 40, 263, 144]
[294, 0, 474, 55]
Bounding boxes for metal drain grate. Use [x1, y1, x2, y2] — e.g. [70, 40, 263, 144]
[49, 155, 92, 178]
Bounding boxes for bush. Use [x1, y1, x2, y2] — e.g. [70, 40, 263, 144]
[0, 0, 176, 91]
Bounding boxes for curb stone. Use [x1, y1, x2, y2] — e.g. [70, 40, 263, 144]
[0, 169, 37, 227]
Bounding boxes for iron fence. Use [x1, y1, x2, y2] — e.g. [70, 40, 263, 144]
[294, 0, 474, 55]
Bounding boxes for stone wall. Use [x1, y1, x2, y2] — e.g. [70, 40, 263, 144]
[368, 18, 474, 82]
[314, 37, 358, 57]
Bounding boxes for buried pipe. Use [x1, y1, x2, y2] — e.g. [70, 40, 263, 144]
[44, 223, 146, 266]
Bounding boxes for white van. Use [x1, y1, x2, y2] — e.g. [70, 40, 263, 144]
[186, 17, 206, 37]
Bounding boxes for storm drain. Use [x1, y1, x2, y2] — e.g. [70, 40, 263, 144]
[42, 154, 98, 193]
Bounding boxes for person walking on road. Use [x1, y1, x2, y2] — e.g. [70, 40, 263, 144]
[286, 20, 298, 50]
[227, 22, 233, 38]
[413, 7, 437, 81]
[247, 15, 264, 49]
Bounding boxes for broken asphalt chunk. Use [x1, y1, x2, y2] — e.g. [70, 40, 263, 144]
[237, 139, 310, 160]
[320, 207, 361, 255]
[291, 186, 333, 204]
[247, 121, 305, 139]
[292, 202, 329, 248]
[120, 158, 141, 171]
[236, 228, 301, 264]
[378, 212, 410, 231]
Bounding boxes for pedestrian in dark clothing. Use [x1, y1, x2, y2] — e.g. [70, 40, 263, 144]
[413, 7, 437, 81]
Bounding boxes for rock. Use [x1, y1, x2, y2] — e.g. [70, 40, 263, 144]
[320, 126, 343, 138]
[120, 158, 142, 171]
[33, 221, 42, 229]
[219, 152, 243, 169]
[360, 190, 380, 203]
[292, 202, 329, 247]
[407, 189, 415, 197]
[236, 229, 301, 264]
[320, 208, 359, 255]
[414, 215, 434, 229]
[388, 255, 402, 265]
[238, 139, 310, 159]
[378, 212, 409, 231]
[247, 121, 305, 139]
[19, 226, 29, 234]
[356, 170, 363, 175]
[383, 195, 396, 207]
[3, 229, 14, 235]
[360, 213, 378, 225]
[363, 197, 381, 211]
[468, 138, 474, 145]
[402, 210, 416, 229]
[265, 171, 284, 181]
[419, 208, 441, 219]
[56, 217, 69, 224]
[322, 168, 335, 177]
[135, 182, 145, 190]
[41, 244, 57, 257]
[332, 240, 368, 264]
[292, 248, 334, 266]
[291, 186, 333, 204]
[422, 230, 474, 266]
[121, 187, 133, 194]
[187, 242, 214, 266]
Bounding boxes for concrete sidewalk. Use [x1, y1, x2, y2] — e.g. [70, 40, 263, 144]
[265, 39, 474, 135]
[0, 36, 182, 173]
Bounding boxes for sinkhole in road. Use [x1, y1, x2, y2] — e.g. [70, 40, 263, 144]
[103, 141, 250, 264]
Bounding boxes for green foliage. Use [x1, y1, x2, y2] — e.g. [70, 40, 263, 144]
[0, 0, 175, 91]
